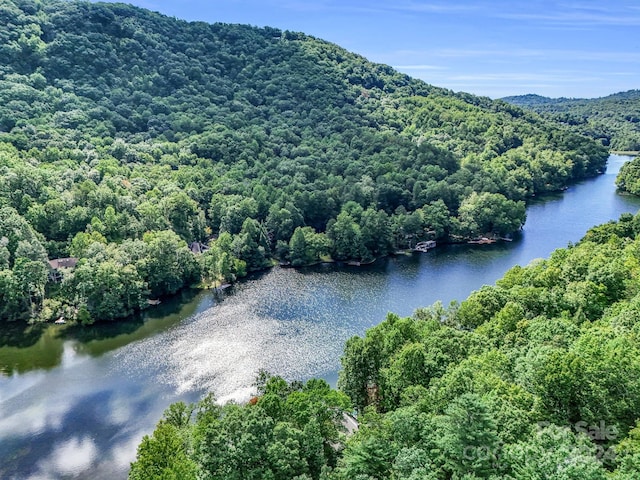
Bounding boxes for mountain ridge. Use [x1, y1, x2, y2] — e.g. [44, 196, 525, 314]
[502, 90, 640, 150]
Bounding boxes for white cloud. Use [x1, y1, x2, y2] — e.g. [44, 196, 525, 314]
[448, 72, 599, 83]
[387, 47, 640, 63]
[0, 401, 69, 438]
[107, 394, 134, 426]
[31, 437, 98, 479]
[52, 437, 97, 475]
[497, 11, 640, 26]
[382, 1, 482, 14]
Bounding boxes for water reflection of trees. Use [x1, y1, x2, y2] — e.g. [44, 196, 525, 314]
[0, 322, 47, 349]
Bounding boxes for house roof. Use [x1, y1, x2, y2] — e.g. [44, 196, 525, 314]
[48, 257, 78, 269]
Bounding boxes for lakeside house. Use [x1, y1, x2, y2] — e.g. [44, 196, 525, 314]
[47, 257, 78, 282]
[189, 241, 210, 254]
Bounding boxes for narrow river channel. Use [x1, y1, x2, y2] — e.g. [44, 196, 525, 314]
[1, 155, 639, 479]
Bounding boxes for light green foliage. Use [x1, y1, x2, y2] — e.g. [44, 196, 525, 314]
[457, 285, 509, 330]
[200, 232, 247, 285]
[129, 404, 198, 480]
[68, 230, 107, 258]
[502, 425, 607, 480]
[129, 421, 197, 480]
[613, 421, 640, 477]
[132, 377, 351, 480]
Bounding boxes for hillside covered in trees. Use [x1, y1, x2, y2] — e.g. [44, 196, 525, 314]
[503, 90, 640, 152]
[503, 90, 640, 198]
[131, 212, 640, 479]
[0, 0, 608, 324]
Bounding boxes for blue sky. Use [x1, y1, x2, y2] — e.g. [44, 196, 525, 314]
[97, 0, 640, 99]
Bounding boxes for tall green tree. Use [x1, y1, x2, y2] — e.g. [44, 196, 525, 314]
[232, 218, 272, 271]
[141, 230, 200, 297]
[328, 212, 365, 261]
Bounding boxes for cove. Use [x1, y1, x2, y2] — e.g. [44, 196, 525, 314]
[1, 155, 639, 480]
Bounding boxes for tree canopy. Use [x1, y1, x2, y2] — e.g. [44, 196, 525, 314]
[0, 0, 608, 323]
[503, 90, 640, 152]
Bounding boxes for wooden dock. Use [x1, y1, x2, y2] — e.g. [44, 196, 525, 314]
[468, 237, 496, 245]
[413, 241, 436, 252]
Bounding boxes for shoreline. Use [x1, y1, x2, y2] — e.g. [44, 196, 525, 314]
[611, 150, 639, 156]
[45, 164, 620, 327]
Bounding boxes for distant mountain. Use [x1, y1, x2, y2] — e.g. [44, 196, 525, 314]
[503, 90, 640, 151]
[502, 93, 575, 107]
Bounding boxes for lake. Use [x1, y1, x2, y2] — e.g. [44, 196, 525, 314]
[1, 154, 639, 479]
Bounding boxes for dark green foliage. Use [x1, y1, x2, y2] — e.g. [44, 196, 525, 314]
[0, 0, 607, 323]
[289, 226, 329, 266]
[232, 218, 272, 271]
[334, 212, 640, 477]
[503, 91, 640, 196]
[616, 155, 640, 195]
[130, 378, 351, 480]
[141, 230, 200, 297]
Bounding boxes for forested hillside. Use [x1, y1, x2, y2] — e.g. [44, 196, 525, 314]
[131, 212, 640, 479]
[503, 91, 640, 197]
[503, 90, 640, 152]
[0, 0, 607, 324]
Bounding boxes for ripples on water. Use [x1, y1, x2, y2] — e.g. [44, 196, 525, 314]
[118, 267, 389, 403]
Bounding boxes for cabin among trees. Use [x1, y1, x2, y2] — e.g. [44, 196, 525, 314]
[47, 257, 78, 282]
[188, 242, 210, 255]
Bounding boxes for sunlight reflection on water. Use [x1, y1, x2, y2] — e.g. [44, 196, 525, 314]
[118, 268, 377, 403]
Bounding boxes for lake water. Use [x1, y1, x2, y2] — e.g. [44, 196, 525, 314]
[1, 155, 639, 479]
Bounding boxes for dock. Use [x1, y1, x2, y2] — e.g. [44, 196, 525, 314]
[468, 237, 496, 245]
[413, 241, 436, 252]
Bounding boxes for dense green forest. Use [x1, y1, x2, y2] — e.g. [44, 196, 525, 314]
[0, 0, 608, 324]
[130, 212, 640, 479]
[503, 91, 640, 152]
